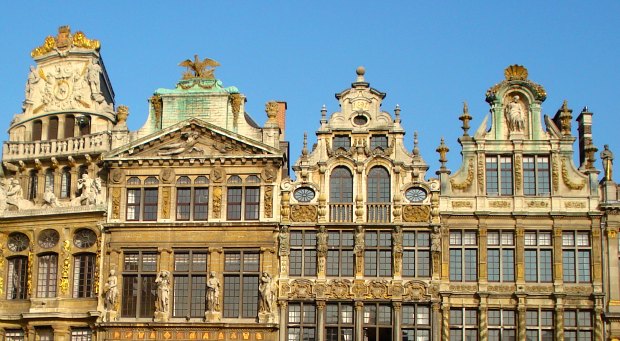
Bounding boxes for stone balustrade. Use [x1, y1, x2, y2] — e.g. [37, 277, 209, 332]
[3, 131, 111, 161]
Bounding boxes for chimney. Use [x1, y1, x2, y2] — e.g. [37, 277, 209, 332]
[276, 101, 287, 140]
[576, 107, 593, 167]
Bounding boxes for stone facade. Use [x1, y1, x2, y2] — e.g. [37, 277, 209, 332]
[1, 27, 619, 341]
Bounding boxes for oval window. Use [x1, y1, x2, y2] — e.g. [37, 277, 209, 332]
[353, 115, 368, 126]
[405, 187, 427, 202]
[294, 187, 316, 203]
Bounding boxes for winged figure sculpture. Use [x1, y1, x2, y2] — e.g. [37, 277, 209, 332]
[179, 54, 220, 79]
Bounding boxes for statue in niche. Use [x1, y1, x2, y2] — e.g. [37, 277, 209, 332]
[505, 95, 527, 133]
[155, 270, 171, 314]
[104, 269, 118, 311]
[206, 271, 220, 313]
[601, 144, 614, 180]
[157, 131, 204, 156]
[258, 272, 275, 314]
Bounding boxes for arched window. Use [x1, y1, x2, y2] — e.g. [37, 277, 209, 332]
[7, 256, 28, 299]
[48, 116, 59, 140]
[367, 167, 390, 203]
[367, 167, 391, 223]
[329, 167, 353, 222]
[37, 253, 58, 298]
[32, 120, 42, 141]
[64, 115, 75, 138]
[60, 167, 71, 198]
[28, 170, 38, 200]
[44, 169, 54, 193]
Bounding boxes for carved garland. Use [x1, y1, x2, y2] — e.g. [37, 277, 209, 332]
[264, 186, 273, 218]
[111, 188, 121, 219]
[212, 187, 222, 218]
[27, 242, 34, 296]
[94, 236, 101, 294]
[514, 155, 522, 191]
[561, 158, 586, 190]
[161, 187, 171, 219]
[450, 159, 474, 190]
[60, 239, 72, 294]
[552, 154, 559, 191]
[477, 158, 484, 194]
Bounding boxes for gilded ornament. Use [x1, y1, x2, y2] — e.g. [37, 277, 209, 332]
[264, 186, 273, 218]
[150, 95, 163, 128]
[229, 93, 242, 115]
[94, 236, 101, 294]
[289, 279, 314, 299]
[504, 64, 529, 81]
[477, 158, 484, 193]
[328, 279, 353, 299]
[402, 205, 430, 222]
[515, 155, 522, 191]
[561, 158, 586, 190]
[608, 229, 618, 238]
[290, 204, 318, 222]
[111, 188, 121, 219]
[161, 187, 171, 219]
[179, 55, 220, 79]
[552, 154, 559, 191]
[212, 187, 222, 218]
[60, 239, 71, 294]
[403, 281, 428, 300]
[367, 280, 389, 299]
[31, 26, 100, 57]
[27, 242, 34, 296]
[450, 159, 474, 190]
[265, 101, 279, 121]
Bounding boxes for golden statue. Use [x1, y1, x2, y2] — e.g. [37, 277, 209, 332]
[179, 55, 220, 79]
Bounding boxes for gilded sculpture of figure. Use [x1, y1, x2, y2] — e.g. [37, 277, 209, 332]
[259, 272, 274, 314]
[206, 271, 220, 313]
[505, 95, 526, 132]
[104, 269, 118, 311]
[601, 144, 614, 180]
[155, 270, 171, 314]
[179, 55, 220, 79]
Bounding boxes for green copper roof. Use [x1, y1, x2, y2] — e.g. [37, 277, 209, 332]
[155, 78, 239, 95]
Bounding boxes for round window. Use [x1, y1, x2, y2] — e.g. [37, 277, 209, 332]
[353, 115, 368, 126]
[8, 232, 30, 252]
[293, 187, 316, 203]
[405, 187, 427, 202]
[38, 229, 60, 249]
[73, 229, 97, 249]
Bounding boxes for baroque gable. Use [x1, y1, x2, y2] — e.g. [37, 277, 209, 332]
[106, 118, 282, 161]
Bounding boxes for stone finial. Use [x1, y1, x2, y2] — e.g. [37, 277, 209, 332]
[559, 100, 573, 135]
[116, 105, 129, 124]
[394, 104, 401, 123]
[265, 101, 278, 122]
[413, 131, 420, 157]
[356, 66, 365, 82]
[436, 138, 449, 170]
[459, 101, 472, 136]
[320, 105, 327, 124]
[302, 132, 308, 157]
[585, 141, 598, 170]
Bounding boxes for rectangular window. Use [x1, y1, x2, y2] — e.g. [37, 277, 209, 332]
[36, 327, 54, 341]
[194, 188, 209, 220]
[126, 188, 141, 221]
[564, 310, 593, 341]
[327, 230, 354, 277]
[227, 187, 242, 220]
[523, 155, 551, 196]
[333, 135, 351, 150]
[70, 329, 92, 341]
[487, 231, 515, 282]
[223, 251, 260, 318]
[403, 231, 431, 277]
[363, 303, 392, 341]
[486, 156, 513, 195]
[402, 304, 431, 341]
[525, 231, 553, 282]
[245, 187, 260, 220]
[370, 135, 389, 150]
[290, 230, 317, 277]
[288, 302, 316, 341]
[326, 303, 354, 341]
[73, 254, 96, 298]
[143, 188, 158, 221]
[449, 231, 478, 281]
[7, 257, 28, 299]
[173, 251, 207, 318]
[526, 309, 554, 341]
[122, 251, 157, 318]
[449, 308, 478, 341]
[488, 309, 516, 341]
[37, 254, 58, 298]
[5, 330, 25, 341]
[364, 231, 392, 277]
[563, 231, 591, 283]
[176, 188, 191, 220]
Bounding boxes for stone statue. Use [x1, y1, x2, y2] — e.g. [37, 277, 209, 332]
[6, 178, 23, 209]
[317, 225, 328, 274]
[43, 187, 60, 208]
[25, 66, 40, 102]
[104, 269, 118, 311]
[431, 226, 441, 252]
[353, 225, 364, 257]
[157, 131, 204, 156]
[206, 271, 220, 313]
[73, 174, 101, 206]
[87, 60, 102, 96]
[505, 95, 526, 132]
[601, 144, 614, 180]
[393, 226, 403, 253]
[278, 226, 290, 256]
[155, 270, 171, 314]
[258, 272, 274, 314]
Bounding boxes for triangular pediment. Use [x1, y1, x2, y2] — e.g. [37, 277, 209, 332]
[105, 118, 281, 160]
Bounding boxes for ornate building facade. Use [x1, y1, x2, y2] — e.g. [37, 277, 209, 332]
[1, 26, 619, 341]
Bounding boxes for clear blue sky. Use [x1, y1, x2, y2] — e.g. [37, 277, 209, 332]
[1, 1, 619, 177]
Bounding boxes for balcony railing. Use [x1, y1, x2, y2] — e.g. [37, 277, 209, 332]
[366, 203, 391, 223]
[329, 203, 353, 222]
[3, 131, 111, 161]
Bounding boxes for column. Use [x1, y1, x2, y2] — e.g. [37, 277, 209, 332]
[515, 226, 525, 283]
[355, 301, 364, 341]
[278, 300, 287, 341]
[554, 301, 564, 341]
[441, 304, 450, 341]
[317, 300, 326, 341]
[57, 115, 65, 140]
[478, 226, 488, 285]
[479, 297, 488, 341]
[517, 304, 526, 341]
[70, 166, 79, 200]
[40, 116, 49, 141]
[553, 226, 563, 284]
[595, 305, 604, 341]
[393, 302, 402, 341]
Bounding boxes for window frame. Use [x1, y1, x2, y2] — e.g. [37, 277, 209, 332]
[488, 309, 516, 341]
[402, 303, 432, 341]
[524, 231, 553, 283]
[289, 229, 317, 277]
[487, 231, 515, 282]
[223, 250, 260, 318]
[525, 309, 554, 341]
[287, 302, 317, 341]
[562, 231, 591, 283]
[486, 155, 513, 196]
[449, 231, 478, 282]
[564, 309, 593, 341]
[226, 175, 260, 221]
[364, 230, 392, 277]
[449, 307, 478, 341]
[175, 176, 210, 221]
[37, 253, 58, 298]
[172, 250, 208, 318]
[523, 155, 551, 196]
[7, 256, 28, 300]
[402, 230, 431, 278]
[73, 253, 96, 298]
[126, 177, 159, 221]
[363, 302, 393, 341]
[333, 135, 351, 150]
[121, 250, 158, 318]
[325, 302, 355, 341]
[327, 230, 355, 277]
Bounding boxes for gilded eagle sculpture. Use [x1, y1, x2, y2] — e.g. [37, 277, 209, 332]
[179, 54, 220, 79]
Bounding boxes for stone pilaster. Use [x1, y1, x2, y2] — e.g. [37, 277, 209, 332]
[553, 226, 563, 285]
[278, 300, 287, 341]
[393, 302, 402, 341]
[355, 301, 364, 341]
[316, 300, 326, 341]
[441, 304, 450, 341]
